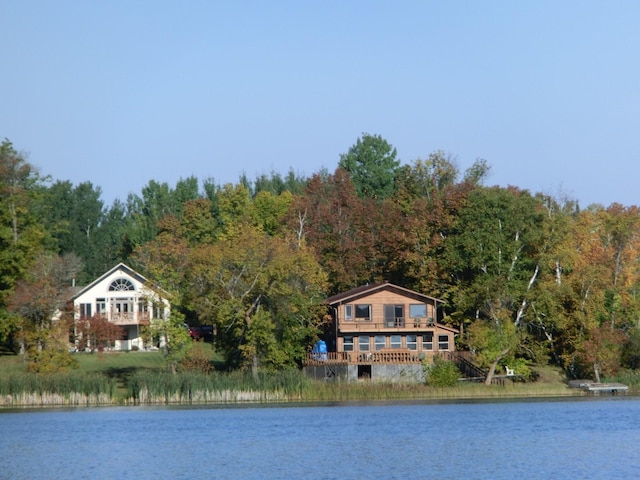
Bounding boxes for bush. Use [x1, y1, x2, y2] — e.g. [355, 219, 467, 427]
[425, 357, 460, 387]
[27, 348, 79, 374]
[180, 342, 213, 374]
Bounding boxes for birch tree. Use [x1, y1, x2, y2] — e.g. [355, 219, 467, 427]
[446, 186, 545, 383]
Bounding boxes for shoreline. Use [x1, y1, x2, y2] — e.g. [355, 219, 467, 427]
[1, 383, 624, 410]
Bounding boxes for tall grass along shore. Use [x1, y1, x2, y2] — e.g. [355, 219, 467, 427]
[1, 351, 636, 408]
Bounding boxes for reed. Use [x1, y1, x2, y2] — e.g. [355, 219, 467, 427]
[0, 372, 117, 407]
[605, 370, 640, 393]
[0, 353, 581, 407]
[126, 369, 313, 405]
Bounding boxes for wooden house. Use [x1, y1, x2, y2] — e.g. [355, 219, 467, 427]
[305, 282, 458, 382]
[72, 263, 170, 351]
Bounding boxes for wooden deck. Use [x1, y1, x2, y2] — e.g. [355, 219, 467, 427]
[572, 382, 629, 395]
[305, 350, 428, 365]
[337, 318, 438, 332]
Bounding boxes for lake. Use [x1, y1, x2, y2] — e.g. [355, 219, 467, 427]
[1, 397, 639, 479]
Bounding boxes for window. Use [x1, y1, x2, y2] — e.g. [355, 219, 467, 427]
[96, 298, 106, 315]
[112, 298, 133, 318]
[422, 332, 433, 350]
[109, 278, 135, 291]
[407, 335, 417, 350]
[358, 336, 370, 351]
[390, 335, 402, 349]
[384, 304, 404, 327]
[153, 303, 164, 319]
[409, 304, 427, 318]
[343, 336, 354, 351]
[345, 305, 353, 321]
[438, 334, 450, 351]
[375, 336, 386, 350]
[355, 304, 371, 321]
[79, 303, 92, 319]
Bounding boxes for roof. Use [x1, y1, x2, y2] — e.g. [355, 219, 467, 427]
[326, 281, 443, 306]
[71, 263, 155, 301]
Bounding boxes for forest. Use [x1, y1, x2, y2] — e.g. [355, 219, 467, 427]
[1, 134, 640, 383]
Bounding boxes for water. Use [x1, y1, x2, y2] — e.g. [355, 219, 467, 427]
[1, 398, 639, 479]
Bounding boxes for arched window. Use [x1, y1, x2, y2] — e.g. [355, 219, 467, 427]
[109, 278, 135, 291]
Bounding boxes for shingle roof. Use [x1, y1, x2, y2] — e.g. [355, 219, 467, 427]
[326, 281, 443, 305]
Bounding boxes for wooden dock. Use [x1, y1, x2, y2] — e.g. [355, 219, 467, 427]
[569, 381, 629, 395]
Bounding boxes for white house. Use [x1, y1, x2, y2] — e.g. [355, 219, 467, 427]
[72, 263, 170, 351]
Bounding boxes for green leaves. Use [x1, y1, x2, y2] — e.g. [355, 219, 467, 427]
[339, 133, 400, 200]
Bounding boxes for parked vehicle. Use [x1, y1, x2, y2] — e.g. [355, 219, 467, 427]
[188, 325, 214, 342]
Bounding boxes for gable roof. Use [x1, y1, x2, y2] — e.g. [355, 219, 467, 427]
[72, 263, 155, 301]
[326, 281, 443, 306]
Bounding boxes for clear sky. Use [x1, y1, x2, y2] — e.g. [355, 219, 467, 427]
[2, 1, 639, 207]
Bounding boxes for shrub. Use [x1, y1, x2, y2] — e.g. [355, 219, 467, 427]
[27, 348, 79, 374]
[180, 342, 213, 374]
[425, 357, 460, 387]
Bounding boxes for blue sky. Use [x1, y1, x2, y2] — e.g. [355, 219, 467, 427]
[2, 1, 638, 207]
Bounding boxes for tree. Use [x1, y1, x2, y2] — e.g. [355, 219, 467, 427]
[8, 253, 82, 371]
[290, 169, 378, 293]
[621, 328, 640, 370]
[147, 311, 192, 374]
[123, 177, 201, 252]
[0, 140, 47, 307]
[75, 315, 125, 352]
[339, 133, 400, 200]
[445, 186, 546, 383]
[184, 224, 328, 376]
[579, 325, 626, 382]
[40, 180, 105, 283]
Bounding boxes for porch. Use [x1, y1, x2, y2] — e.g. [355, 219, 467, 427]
[109, 312, 151, 326]
[304, 350, 477, 366]
[338, 318, 437, 332]
[305, 349, 427, 366]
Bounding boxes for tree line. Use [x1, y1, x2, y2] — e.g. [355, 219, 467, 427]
[1, 134, 639, 382]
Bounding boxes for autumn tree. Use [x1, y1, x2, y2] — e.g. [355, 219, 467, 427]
[541, 203, 640, 378]
[184, 224, 328, 376]
[392, 154, 484, 297]
[8, 253, 82, 371]
[291, 169, 379, 293]
[75, 315, 125, 352]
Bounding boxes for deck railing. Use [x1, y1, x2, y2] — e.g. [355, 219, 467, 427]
[339, 318, 438, 332]
[109, 312, 151, 326]
[305, 350, 427, 366]
[78, 313, 151, 326]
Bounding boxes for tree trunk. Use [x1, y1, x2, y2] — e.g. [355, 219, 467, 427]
[594, 363, 601, 383]
[252, 353, 259, 380]
[484, 348, 510, 385]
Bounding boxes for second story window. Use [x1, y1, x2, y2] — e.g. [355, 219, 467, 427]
[409, 304, 427, 318]
[384, 305, 404, 327]
[109, 278, 134, 291]
[355, 305, 371, 321]
[345, 305, 353, 321]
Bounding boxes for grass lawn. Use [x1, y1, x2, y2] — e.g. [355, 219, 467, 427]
[0, 343, 224, 378]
